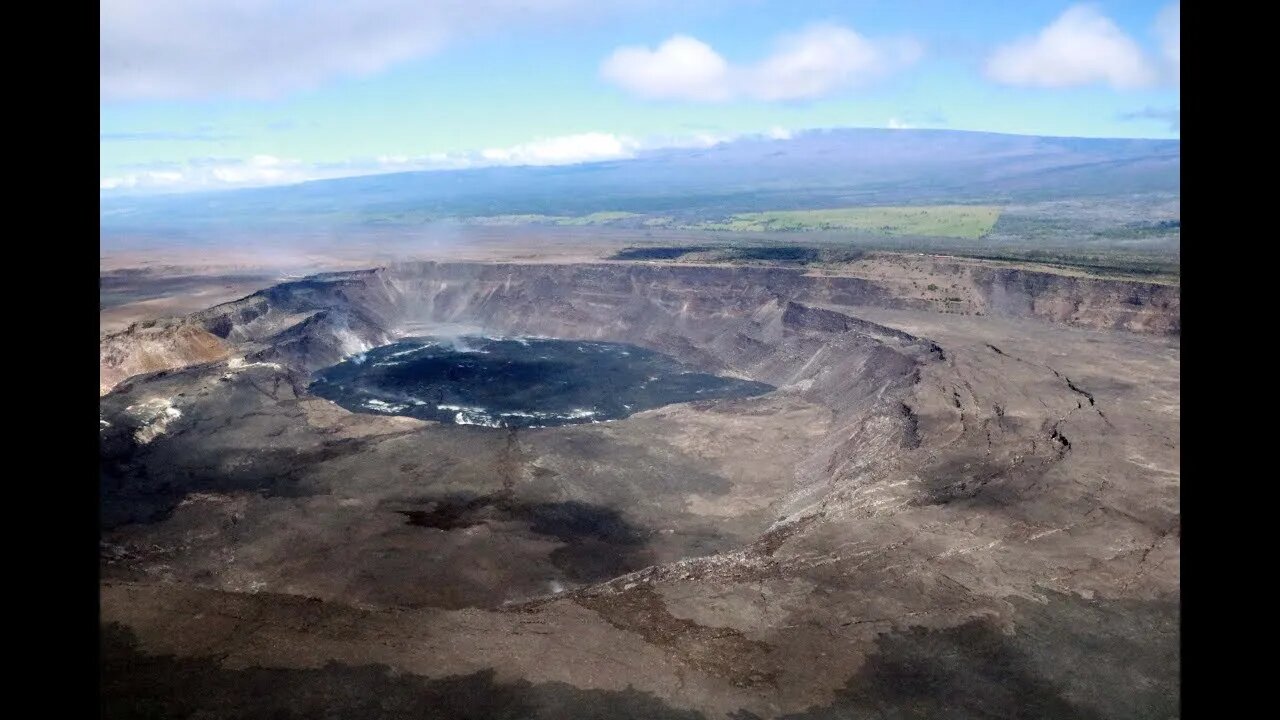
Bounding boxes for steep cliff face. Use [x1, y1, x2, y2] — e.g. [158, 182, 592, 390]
[205, 261, 1177, 348]
[975, 267, 1179, 334]
[224, 261, 1179, 342]
[99, 258, 1178, 718]
[101, 260, 942, 531]
[100, 321, 230, 396]
[139, 258, 1157, 544]
[102, 260, 1092, 537]
[100, 260, 1178, 396]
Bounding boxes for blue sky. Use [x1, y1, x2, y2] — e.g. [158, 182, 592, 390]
[100, 1, 1180, 193]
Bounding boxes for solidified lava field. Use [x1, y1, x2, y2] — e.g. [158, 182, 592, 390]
[308, 336, 774, 428]
[100, 261, 1180, 719]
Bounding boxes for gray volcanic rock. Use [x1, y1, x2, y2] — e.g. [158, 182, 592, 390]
[99, 260, 1179, 719]
[99, 260, 1178, 397]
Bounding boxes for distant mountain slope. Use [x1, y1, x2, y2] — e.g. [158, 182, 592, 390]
[100, 128, 1179, 232]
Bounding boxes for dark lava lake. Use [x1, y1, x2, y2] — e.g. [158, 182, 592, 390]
[309, 336, 775, 428]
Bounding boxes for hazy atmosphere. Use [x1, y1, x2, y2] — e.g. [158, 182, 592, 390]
[102, 1, 1179, 194]
[100, 3, 1180, 719]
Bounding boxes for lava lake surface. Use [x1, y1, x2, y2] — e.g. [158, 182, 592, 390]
[309, 336, 775, 428]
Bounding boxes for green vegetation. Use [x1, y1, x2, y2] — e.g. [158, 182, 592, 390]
[987, 199, 1180, 248]
[609, 241, 1178, 283]
[458, 205, 1001, 238]
[557, 211, 642, 225]
[354, 196, 1177, 281]
[466, 214, 562, 226]
[950, 248, 1179, 281]
[465, 212, 641, 227]
[1091, 220, 1180, 240]
[612, 246, 716, 261]
[686, 205, 1002, 238]
[611, 244, 865, 266]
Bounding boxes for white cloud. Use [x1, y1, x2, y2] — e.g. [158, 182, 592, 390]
[600, 36, 731, 101]
[748, 25, 922, 101]
[985, 5, 1158, 89]
[767, 126, 792, 140]
[887, 118, 913, 130]
[100, 129, 751, 194]
[600, 24, 921, 102]
[479, 133, 641, 165]
[209, 155, 306, 184]
[100, 171, 185, 190]
[1155, 2, 1180, 82]
[101, 1, 677, 100]
[100, 155, 323, 191]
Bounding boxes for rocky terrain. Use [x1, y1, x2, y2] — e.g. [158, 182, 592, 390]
[100, 258, 1178, 396]
[100, 260, 1179, 718]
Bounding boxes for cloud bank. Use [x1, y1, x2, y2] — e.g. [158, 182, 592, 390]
[102, 1, 670, 100]
[984, 4, 1159, 89]
[600, 24, 922, 102]
[99, 129, 747, 194]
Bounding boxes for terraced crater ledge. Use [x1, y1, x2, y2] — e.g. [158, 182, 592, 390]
[100, 260, 1179, 719]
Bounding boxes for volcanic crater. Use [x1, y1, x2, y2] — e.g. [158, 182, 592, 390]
[100, 260, 1180, 719]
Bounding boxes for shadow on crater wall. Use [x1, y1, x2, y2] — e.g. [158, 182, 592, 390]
[101, 623, 702, 720]
[398, 493, 655, 583]
[104, 592, 1178, 720]
[749, 591, 1180, 720]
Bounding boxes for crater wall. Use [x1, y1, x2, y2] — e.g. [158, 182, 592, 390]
[98, 259, 1179, 717]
